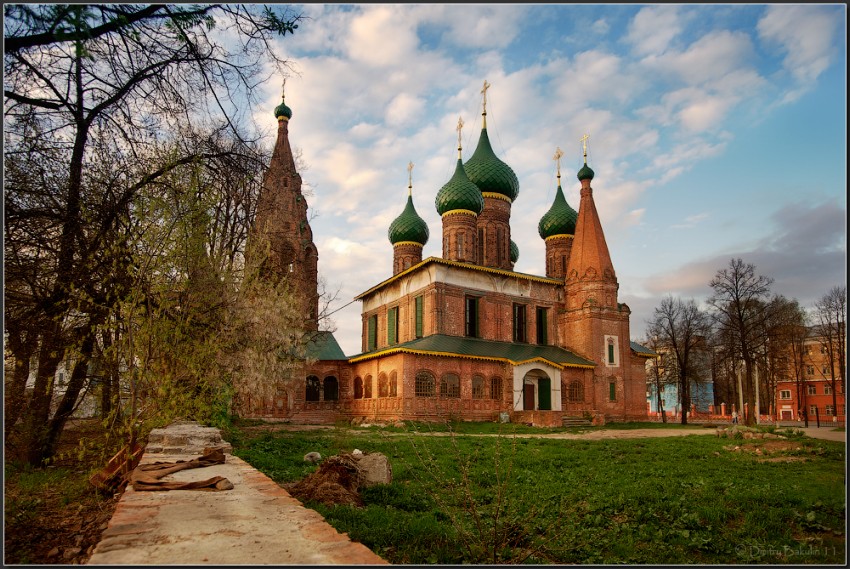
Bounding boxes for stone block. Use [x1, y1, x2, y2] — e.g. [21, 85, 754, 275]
[355, 452, 392, 487]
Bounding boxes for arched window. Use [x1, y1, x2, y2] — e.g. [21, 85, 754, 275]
[364, 375, 373, 398]
[440, 373, 460, 398]
[415, 371, 435, 397]
[306, 375, 320, 402]
[389, 371, 398, 397]
[378, 373, 389, 398]
[472, 375, 485, 399]
[354, 376, 363, 399]
[568, 381, 584, 403]
[490, 376, 503, 400]
[324, 376, 339, 401]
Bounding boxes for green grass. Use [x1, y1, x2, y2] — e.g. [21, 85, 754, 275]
[232, 424, 846, 564]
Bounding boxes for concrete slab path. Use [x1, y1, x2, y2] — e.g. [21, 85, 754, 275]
[87, 423, 387, 566]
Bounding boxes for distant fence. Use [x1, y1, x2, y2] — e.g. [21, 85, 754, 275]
[646, 412, 845, 428]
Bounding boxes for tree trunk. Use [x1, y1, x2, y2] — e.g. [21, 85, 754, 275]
[43, 332, 97, 460]
[744, 359, 756, 426]
[23, 321, 66, 466]
[4, 326, 36, 439]
[100, 327, 120, 420]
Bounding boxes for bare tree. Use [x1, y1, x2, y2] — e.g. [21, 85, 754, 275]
[641, 333, 671, 423]
[814, 285, 847, 418]
[707, 258, 775, 426]
[647, 296, 712, 425]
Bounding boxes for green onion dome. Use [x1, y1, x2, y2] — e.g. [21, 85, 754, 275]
[464, 128, 519, 202]
[577, 163, 594, 181]
[435, 159, 485, 216]
[274, 97, 292, 121]
[509, 239, 519, 264]
[388, 195, 429, 246]
[537, 184, 578, 239]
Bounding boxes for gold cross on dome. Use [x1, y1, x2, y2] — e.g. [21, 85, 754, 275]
[407, 161, 414, 194]
[456, 116, 464, 152]
[481, 80, 490, 113]
[580, 133, 590, 163]
[281, 77, 287, 99]
[553, 146, 564, 180]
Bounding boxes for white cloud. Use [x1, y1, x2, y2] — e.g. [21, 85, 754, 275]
[591, 18, 609, 36]
[625, 6, 683, 57]
[660, 30, 756, 86]
[418, 5, 526, 49]
[757, 5, 840, 84]
[677, 95, 733, 133]
[385, 93, 426, 127]
[345, 6, 419, 67]
[671, 212, 709, 230]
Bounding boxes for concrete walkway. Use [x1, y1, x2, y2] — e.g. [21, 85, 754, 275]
[795, 426, 846, 442]
[87, 422, 386, 565]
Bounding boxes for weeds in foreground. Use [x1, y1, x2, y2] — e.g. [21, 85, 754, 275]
[396, 421, 569, 563]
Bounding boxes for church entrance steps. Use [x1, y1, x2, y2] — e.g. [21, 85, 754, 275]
[562, 415, 594, 428]
[88, 421, 387, 565]
[510, 410, 563, 427]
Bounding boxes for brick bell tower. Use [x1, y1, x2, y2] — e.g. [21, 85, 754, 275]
[561, 135, 631, 405]
[464, 80, 520, 270]
[538, 147, 578, 279]
[246, 81, 319, 331]
[435, 117, 484, 263]
[388, 162, 429, 274]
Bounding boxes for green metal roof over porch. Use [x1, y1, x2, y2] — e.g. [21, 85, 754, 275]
[349, 334, 595, 369]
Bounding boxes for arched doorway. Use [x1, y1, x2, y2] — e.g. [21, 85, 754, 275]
[521, 369, 552, 411]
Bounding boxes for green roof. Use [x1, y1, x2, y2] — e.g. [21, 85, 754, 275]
[274, 96, 292, 120]
[464, 128, 519, 201]
[538, 184, 577, 239]
[305, 331, 348, 360]
[577, 163, 594, 181]
[630, 341, 657, 358]
[388, 194, 429, 245]
[349, 334, 595, 369]
[509, 239, 519, 263]
[435, 158, 484, 216]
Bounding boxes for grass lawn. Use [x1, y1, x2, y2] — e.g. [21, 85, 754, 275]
[229, 422, 846, 564]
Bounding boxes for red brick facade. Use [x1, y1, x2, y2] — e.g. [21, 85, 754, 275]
[775, 336, 846, 423]
[477, 195, 513, 270]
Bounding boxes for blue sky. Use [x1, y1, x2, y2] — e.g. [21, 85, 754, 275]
[252, 4, 846, 357]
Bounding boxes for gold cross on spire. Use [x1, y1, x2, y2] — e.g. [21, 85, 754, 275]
[281, 77, 287, 100]
[481, 80, 490, 127]
[456, 116, 464, 157]
[580, 133, 590, 164]
[407, 161, 414, 195]
[553, 146, 564, 181]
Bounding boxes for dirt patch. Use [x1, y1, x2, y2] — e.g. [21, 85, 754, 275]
[723, 439, 816, 463]
[4, 419, 123, 565]
[283, 453, 365, 507]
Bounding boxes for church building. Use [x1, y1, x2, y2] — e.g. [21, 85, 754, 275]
[245, 82, 654, 425]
